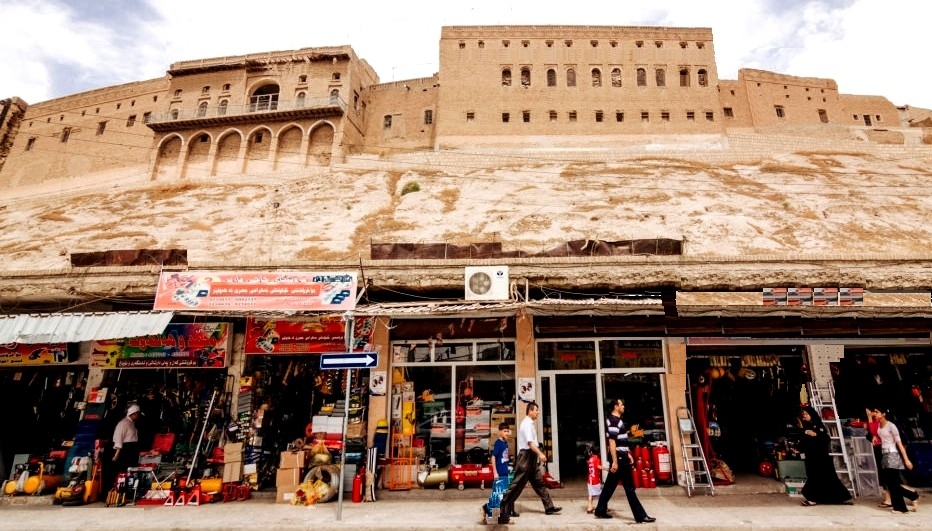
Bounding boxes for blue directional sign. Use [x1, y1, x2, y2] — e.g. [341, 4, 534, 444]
[319, 352, 378, 370]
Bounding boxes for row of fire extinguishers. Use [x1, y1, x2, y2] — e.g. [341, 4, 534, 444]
[629, 443, 672, 489]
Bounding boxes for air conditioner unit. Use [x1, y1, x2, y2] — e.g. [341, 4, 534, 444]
[464, 266, 510, 301]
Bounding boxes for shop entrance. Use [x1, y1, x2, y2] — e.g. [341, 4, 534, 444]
[542, 374, 600, 481]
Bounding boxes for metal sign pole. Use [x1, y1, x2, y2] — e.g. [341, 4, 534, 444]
[336, 310, 354, 521]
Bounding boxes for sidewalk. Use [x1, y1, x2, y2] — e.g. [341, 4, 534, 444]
[1, 481, 929, 531]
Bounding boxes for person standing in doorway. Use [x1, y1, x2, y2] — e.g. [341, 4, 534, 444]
[497, 402, 562, 524]
[594, 398, 656, 523]
[106, 404, 142, 490]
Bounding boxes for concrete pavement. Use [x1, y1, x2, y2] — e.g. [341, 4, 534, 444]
[1, 481, 930, 530]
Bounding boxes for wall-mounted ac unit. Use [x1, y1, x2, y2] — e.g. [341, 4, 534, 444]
[464, 266, 510, 301]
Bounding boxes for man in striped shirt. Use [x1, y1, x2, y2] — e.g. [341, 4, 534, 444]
[593, 398, 655, 523]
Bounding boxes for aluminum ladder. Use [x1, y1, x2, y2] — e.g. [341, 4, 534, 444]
[676, 406, 715, 497]
[807, 381, 857, 498]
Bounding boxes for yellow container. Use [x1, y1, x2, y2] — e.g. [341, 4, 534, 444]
[199, 478, 223, 493]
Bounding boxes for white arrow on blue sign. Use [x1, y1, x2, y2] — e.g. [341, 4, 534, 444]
[319, 352, 378, 369]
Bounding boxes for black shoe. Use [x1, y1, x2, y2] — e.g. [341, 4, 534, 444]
[637, 516, 656, 523]
[497, 517, 513, 525]
[544, 506, 562, 515]
[593, 512, 613, 519]
[510, 510, 519, 517]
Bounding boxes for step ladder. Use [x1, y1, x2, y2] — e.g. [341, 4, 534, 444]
[807, 381, 857, 498]
[676, 407, 715, 497]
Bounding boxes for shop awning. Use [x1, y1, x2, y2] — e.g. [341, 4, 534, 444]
[0, 311, 174, 344]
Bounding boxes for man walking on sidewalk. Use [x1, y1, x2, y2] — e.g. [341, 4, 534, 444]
[498, 402, 562, 524]
[594, 398, 656, 524]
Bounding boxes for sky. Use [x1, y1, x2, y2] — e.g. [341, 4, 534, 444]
[2, 0, 930, 108]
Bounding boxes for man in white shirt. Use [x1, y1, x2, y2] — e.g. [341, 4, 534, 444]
[497, 402, 562, 524]
[105, 404, 142, 490]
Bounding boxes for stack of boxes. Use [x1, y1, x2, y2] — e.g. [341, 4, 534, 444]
[275, 450, 306, 504]
[465, 405, 492, 450]
[222, 442, 243, 484]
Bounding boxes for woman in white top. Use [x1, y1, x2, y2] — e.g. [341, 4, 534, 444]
[874, 408, 919, 514]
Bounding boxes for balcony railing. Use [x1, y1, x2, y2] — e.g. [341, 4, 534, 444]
[146, 96, 346, 127]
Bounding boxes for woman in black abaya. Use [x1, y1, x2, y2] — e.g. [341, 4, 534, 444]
[798, 406, 853, 506]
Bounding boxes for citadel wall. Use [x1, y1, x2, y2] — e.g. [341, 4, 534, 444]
[0, 25, 923, 190]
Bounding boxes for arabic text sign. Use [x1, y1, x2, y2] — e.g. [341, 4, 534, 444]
[90, 323, 230, 369]
[153, 271, 357, 311]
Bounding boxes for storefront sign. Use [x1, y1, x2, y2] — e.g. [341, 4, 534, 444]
[0, 343, 70, 366]
[245, 316, 346, 354]
[90, 323, 230, 368]
[153, 271, 357, 311]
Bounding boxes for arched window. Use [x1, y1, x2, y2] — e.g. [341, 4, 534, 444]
[591, 68, 602, 87]
[502, 68, 512, 86]
[611, 68, 622, 87]
[655, 69, 665, 87]
[218, 100, 228, 116]
[196, 102, 208, 117]
[329, 89, 339, 104]
[547, 69, 557, 87]
[249, 84, 280, 112]
[566, 68, 576, 87]
[636, 68, 646, 87]
[679, 68, 690, 87]
[296, 92, 306, 108]
[520, 67, 531, 87]
[170, 109, 179, 120]
[698, 69, 708, 87]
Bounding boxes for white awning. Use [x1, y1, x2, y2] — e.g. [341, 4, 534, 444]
[0, 311, 174, 344]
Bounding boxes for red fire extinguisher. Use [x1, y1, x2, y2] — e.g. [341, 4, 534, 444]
[652, 443, 672, 483]
[640, 469, 649, 489]
[352, 465, 365, 503]
[648, 469, 657, 489]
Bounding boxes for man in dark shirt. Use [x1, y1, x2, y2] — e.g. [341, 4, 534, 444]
[593, 398, 655, 523]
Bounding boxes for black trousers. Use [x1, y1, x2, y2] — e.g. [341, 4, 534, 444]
[498, 449, 554, 521]
[881, 466, 918, 513]
[595, 453, 648, 521]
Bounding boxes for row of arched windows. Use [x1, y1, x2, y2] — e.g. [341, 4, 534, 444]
[502, 67, 709, 88]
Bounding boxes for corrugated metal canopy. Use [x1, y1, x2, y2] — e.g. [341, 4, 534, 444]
[0, 311, 174, 344]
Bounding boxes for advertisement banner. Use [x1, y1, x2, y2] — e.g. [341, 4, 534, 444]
[153, 271, 357, 312]
[245, 316, 377, 355]
[245, 316, 346, 354]
[90, 323, 230, 368]
[0, 343, 70, 366]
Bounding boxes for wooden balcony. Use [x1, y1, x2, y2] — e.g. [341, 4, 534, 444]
[146, 96, 346, 132]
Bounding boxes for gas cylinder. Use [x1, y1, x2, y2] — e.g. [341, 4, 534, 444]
[352, 466, 364, 503]
[652, 443, 672, 483]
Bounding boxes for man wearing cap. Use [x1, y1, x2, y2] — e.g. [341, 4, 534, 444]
[107, 404, 143, 489]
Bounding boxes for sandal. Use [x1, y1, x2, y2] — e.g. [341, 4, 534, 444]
[801, 500, 817, 507]
[586, 509, 594, 514]
[878, 503, 892, 508]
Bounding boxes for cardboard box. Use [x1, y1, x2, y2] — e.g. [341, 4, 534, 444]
[279, 450, 306, 469]
[223, 462, 242, 483]
[276, 486, 295, 504]
[276, 467, 303, 487]
[224, 442, 244, 462]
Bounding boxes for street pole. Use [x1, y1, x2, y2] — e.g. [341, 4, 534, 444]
[336, 310, 355, 521]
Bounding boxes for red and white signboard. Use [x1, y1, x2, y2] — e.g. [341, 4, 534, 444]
[153, 271, 357, 312]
